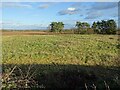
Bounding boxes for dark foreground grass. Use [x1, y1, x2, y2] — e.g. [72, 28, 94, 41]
[2, 64, 120, 89]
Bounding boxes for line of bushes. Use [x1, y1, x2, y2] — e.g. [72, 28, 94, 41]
[50, 19, 118, 35]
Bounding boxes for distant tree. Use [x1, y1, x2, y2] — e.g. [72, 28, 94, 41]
[92, 22, 98, 33]
[82, 22, 90, 29]
[50, 22, 64, 32]
[57, 22, 64, 32]
[100, 20, 105, 34]
[106, 19, 117, 34]
[96, 21, 102, 34]
[75, 21, 90, 34]
[76, 22, 82, 29]
[75, 22, 82, 34]
[50, 22, 57, 32]
[92, 19, 117, 34]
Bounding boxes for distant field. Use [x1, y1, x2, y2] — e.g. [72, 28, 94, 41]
[2, 31, 51, 35]
[2, 30, 74, 35]
[2, 34, 119, 66]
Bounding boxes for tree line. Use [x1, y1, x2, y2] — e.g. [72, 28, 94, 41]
[49, 19, 117, 34]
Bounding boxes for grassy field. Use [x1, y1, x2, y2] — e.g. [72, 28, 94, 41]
[2, 34, 119, 66]
[2, 33, 120, 89]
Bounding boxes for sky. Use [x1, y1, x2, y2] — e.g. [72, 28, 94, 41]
[0, 2, 119, 30]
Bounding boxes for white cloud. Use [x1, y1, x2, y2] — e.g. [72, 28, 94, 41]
[1, 21, 48, 30]
[85, 11, 102, 19]
[91, 2, 117, 10]
[38, 2, 59, 9]
[67, 7, 76, 11]
[1, 2, 32, 8]
[58, 7, 80, 15]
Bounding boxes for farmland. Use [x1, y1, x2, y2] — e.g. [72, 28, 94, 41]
[2, 34, 119, 65]
[2, 32, 120, 89]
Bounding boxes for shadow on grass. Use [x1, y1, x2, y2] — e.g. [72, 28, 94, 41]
[2, 64, 120, 89]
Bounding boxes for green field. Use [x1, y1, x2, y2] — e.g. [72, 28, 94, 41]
[2, 34, 119, 66]
[2, 34, 120, 89]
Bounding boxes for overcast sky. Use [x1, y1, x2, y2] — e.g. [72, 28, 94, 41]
[0, 2, 118, 30]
